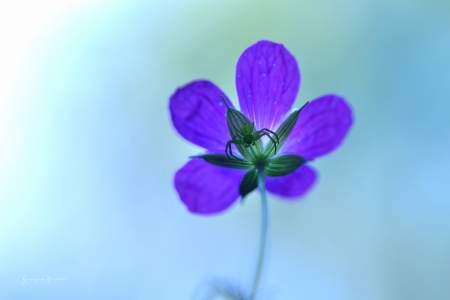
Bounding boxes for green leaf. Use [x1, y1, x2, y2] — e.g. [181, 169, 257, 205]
[222, 97, 263, 161]
[264, 102, 308, 158]
[265, 155, 306, 177]
[191, 154, 253, 169]
[239, 168, 258, 199]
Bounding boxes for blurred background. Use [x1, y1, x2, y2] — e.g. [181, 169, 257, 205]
[1, 0, 449, 299]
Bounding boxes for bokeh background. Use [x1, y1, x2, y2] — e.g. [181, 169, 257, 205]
[1, 0, 450, 299]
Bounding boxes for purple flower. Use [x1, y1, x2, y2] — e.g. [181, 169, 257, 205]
[170, 41, 353, 215]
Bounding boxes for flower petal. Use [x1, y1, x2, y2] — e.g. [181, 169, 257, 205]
[282, 94, 353, 160]
[174, 159, 245, 214]
[236, 40, 300, 131]
[266, 165, 317, 199]
[169, 80, 233, 151]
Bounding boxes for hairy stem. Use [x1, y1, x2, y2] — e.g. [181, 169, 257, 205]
[250, 165, 269, 300]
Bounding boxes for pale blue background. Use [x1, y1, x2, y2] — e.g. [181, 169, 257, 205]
[1, 0, 450, 299]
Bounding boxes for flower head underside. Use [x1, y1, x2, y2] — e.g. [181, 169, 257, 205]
[170, 40, 353, 214]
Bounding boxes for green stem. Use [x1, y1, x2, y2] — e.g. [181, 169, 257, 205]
[249, 165, 269, 300]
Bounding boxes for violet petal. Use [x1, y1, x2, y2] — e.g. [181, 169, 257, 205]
[236, 40, 300, 131]
[282, 94, 353, 160]
[266, 165, 317, 199]
[174, 159, 245, 215]
[169, 80, 233, 151]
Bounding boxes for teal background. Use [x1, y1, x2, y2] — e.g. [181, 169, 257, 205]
[1, 1, 450, 299]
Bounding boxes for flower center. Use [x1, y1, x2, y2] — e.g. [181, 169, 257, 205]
[255, 159, 265, 170]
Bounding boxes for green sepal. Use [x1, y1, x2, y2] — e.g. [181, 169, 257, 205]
[239, 168, 258, 199]
[264, 102, 309, 158]
[264, 155, 306, 177]
[224, 103, 263, 161]
[190, 154, 253, 169]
